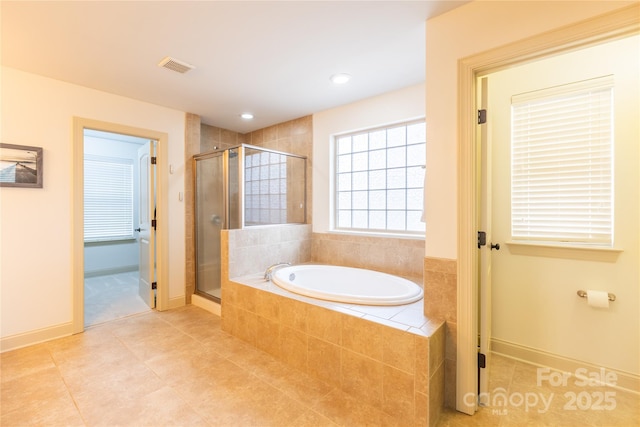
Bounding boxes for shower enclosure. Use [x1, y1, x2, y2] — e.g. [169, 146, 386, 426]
[194, 144, 307, 302]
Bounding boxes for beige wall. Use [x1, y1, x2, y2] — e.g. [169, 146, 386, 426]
[0, 67, 186, 342]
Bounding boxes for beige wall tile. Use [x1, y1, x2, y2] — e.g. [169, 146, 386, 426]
[382, 365, 415, 423]
[424, 257, 457, 322]
[279, 325, 308, 372]
[307, 337, 341, 387]
[428, 324, 445, 378]
[235, 308, 257, 346]
[415, 335, 430, 395]
[311, 233, 424, 281]
[279, 298, 308, 333]
[444, 358, 457, 410]
[382, 326, 416, 374]
[341, 315, 384, 361]
[234, 284, 257, 313]
[415, 391, 429, 427]
[256, 317, 280, 358]
[341, 349, 383, 407]
[255, 291, 280, 322]
[428, 363, 445, 427]
[306, 305, 342, 346]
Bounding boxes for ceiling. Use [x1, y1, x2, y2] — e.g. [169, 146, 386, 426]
[1, 1, 468, 133]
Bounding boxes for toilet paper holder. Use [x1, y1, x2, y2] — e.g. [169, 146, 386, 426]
[577, 290, 616, 302]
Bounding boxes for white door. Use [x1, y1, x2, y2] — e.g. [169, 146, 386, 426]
[477, 77, 493, 405]
[138, 141, 156, 308]
[480, 35, 639, 390]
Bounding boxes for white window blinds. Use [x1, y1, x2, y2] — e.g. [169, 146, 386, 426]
[510, 76, 614, 246]
[84, 155, 134, 241]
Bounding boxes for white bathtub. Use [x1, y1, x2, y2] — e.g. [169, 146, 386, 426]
[271, 264, 423, 306]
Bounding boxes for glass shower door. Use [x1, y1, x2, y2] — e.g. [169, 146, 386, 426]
[195, 152, 225, 301]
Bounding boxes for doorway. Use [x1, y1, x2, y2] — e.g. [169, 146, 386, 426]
[480, 33, 639, 394]
[456, 7, 639, 414]
[83, 129, 154, 326]
[72, 118, 170, 334]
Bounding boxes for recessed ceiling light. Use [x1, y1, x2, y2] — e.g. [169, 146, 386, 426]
[330, 73, 351, 85]
[240, 113, 254, 120]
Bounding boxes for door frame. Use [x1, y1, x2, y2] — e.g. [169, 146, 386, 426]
[72, 117, 169, 334]
[456, 5, 639, 414]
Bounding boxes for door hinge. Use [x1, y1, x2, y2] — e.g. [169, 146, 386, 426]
[478, 231, 487, 249]
[478, 352, 486, 369]
[478, 109, 487, 124]
[152, 282, 157, 290]
[151, 156, 157, 165]
[151, 219, 157, 230]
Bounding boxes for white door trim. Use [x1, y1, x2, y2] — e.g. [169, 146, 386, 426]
[72, 117, 170, 334]
[456, 4, 640, 414]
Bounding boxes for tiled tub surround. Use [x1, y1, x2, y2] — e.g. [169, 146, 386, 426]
[222, 275, 445, 426]
[424, 256, 458, 410]
[224, 225, 312, 280]
[312, 232, 425, 281]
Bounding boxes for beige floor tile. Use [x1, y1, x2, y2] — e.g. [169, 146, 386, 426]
[312, 388, 405, 427]
[438, 354, 640, 427]
[0, 344, 55, 384]
[291, 409, 340, 426]
[3, 305, 638, 427]
[229, 347, 335, 405]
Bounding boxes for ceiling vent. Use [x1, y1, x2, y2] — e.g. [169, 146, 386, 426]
[158, 56, 195, 74]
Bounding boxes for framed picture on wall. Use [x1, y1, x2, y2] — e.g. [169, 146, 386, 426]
[0, 143, 44, 188]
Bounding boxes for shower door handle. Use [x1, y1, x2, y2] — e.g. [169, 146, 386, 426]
[210, 215, 222, 226]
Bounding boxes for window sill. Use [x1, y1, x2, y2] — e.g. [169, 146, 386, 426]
[329, 229, 425, 241]
[504, 241, 622, 262]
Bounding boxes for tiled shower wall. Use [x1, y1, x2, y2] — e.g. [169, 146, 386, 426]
[243, 115, 313, 225]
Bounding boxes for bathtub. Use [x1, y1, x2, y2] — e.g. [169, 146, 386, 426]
[271, 264, 423, 306]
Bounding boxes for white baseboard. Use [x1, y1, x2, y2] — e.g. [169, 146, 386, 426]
[191, 294, 221, 316]
[1, 322, 74, 353]
[491, 338, 639, 394]
[166, 295, 186, 310]
[84, 265, 138, 278]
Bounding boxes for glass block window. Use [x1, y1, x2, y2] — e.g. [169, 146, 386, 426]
[244, 150, 287, 225]
[335, 120, 426, 235]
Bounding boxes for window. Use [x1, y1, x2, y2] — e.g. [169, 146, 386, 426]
[511, 76, 614, 246]
[84, 155, 134, 241]
[244, 150, 288, 225]
[335, 120, 426, 235]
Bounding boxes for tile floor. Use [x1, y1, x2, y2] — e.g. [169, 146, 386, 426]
[1, 305, 638, 426]
[438, 353, 639, 427]
[84, 271, 151, 326]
